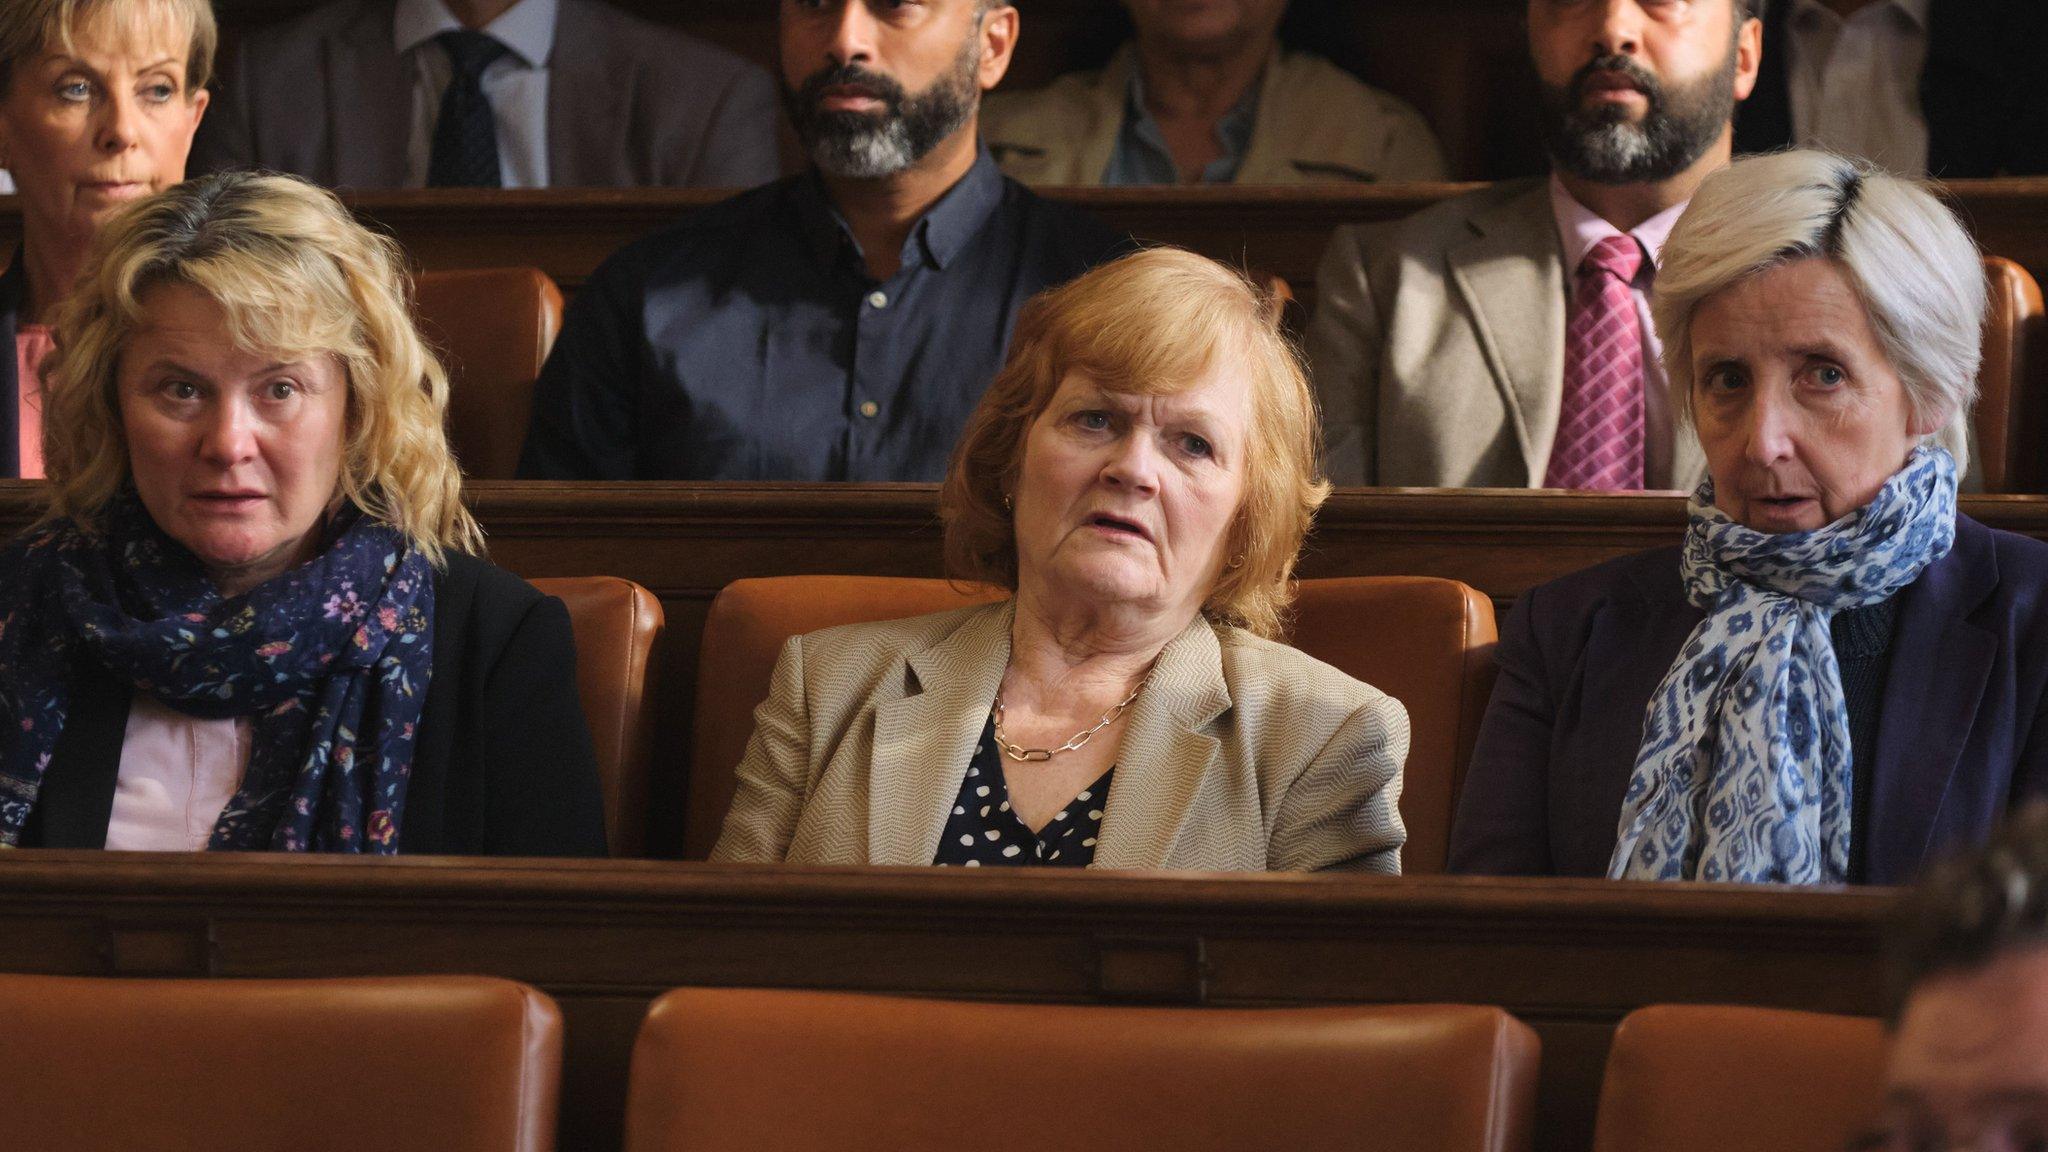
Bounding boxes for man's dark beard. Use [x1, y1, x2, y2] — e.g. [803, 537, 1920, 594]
[1538, 49, 1739, 184]
[782, 47, 979, 178]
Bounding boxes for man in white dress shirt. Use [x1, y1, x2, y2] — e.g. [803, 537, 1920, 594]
[1735, 0, 2047, 177]
[191, 0, 783, 189]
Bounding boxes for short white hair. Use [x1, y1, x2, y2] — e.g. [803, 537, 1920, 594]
[1653, 150, 1986, 474]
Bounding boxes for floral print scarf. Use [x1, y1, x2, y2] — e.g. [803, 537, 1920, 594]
[1608, 446, 1957, 884]
[0, 493, 434, 852]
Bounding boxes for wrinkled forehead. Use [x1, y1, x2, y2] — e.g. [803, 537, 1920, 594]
[1039, 359, 1256, 432]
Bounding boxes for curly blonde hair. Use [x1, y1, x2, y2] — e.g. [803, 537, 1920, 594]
[0, 0, 216, 94]
[940, 247, 1330, 639]
[39, 171, 483, 564]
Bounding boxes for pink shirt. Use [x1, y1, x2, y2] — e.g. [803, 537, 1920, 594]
[14, 323, 50, 480]
[1547, 178, 1688, 490]
[103, 695, 251, 852]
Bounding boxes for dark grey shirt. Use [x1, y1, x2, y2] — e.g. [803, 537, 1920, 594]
[519, 149, 1125, 481]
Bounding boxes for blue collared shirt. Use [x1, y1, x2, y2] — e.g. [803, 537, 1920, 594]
[1102, 66, 1261, 186]
[520, 150, 1127, 481]
[394, 0, 556, 188]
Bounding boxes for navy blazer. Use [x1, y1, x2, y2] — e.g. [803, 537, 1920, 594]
[1734, 0, 2048, 177]
[1, 256, 23, 478]
[1449, 515, 2048, 885]
[18, 552, 609, 856]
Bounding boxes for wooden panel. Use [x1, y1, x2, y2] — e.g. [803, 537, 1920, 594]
[0, 852, 1897, 1152]
[3, 180, 2045, 318]
[7, 482, 2048, 857]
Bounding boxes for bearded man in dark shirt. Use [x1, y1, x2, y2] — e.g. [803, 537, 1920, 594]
[520, 0, 1125, 481]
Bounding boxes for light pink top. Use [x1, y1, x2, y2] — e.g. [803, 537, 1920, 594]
[103, 694, 251, 852]
[1547, 177, 1688, 490]
[14, 323, 50, 480]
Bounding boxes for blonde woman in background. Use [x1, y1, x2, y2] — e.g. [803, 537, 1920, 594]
[0, 0, 215, 477]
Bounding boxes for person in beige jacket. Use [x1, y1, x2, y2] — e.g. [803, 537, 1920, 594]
[981, 0, 1445, 185]
[711, 249, 1409, 871]
[1304, 0, 1764, 488]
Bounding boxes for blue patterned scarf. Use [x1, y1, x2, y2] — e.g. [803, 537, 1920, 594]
[1608, 446, 1957, 883]
[0, 493, 434, 851]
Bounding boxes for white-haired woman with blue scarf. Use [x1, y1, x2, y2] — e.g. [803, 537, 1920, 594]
[1449, 149, 2048, 885]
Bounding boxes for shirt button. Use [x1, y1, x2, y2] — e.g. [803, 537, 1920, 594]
[867, 290, 889, 309]
[858, 400, 880, 419]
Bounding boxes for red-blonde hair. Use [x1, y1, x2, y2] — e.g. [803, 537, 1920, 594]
[939, 247, 1330, 639]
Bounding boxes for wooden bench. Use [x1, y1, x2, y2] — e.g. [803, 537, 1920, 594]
[0, 851, 1896, 1152]
[5, 181, 2047, 313]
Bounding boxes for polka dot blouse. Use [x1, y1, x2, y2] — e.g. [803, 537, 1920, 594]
[932, 715, 1110, 868]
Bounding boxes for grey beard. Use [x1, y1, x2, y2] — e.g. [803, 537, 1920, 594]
[808, 120, 922, 180]
[787, 23, 983, 180]
[1561, 119, 1682, 183]
[1541, 50, 1739, 185]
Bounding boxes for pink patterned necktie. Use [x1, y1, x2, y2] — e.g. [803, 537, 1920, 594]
[1545, 234, 1647, 490]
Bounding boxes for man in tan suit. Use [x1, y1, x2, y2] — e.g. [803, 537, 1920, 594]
[981, 0, 1445, 185]
[1306, 0, 1763, 488]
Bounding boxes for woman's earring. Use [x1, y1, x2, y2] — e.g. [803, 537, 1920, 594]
[1003, 493, 1013, 512]
[1227, 553, 1246, 569]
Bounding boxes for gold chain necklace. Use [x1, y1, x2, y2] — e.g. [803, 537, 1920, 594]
[991, 671, 1151, 763]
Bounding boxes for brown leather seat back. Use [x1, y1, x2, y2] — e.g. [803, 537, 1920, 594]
[1285, 577, 1496, 873]
[686, 576, 1000, 857]
[532, 576, 665, 857]
[415, 267, 563, 480]
[0, 974, 562, 1152]
[1980, 255, 2047, 493]
[1592, 1005, 1887, 1152]
[626, 989, 1538, 1152]
[683, 575, 1496, 867]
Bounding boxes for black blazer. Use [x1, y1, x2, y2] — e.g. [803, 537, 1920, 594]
[21, 552, 609, 856]
[1, 256, 23, 478]
[1735, 0, 2048, 177]
[1449, 515, 2048, 885]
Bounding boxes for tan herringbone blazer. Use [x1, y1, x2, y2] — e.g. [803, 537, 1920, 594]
[1305, 178, 1710, 489]
[709, 601, 1408, 872]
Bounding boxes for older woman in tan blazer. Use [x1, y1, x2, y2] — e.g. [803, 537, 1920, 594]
[712, 248, 1410, 872]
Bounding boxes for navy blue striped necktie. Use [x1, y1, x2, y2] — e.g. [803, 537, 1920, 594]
[427, 29, 510, 188]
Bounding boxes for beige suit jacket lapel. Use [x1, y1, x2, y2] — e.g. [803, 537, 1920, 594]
[1073, 47, 1139, 187]
[1092, 618, 1231, 870]
[867, 603, 1014, 865]
[1447, 184, 1567, 485]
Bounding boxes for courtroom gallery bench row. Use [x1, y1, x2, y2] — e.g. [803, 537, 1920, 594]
[0, 851, 1896, 1152]
[4, 181, 2047, 315]
[6, 482, 2047, 858]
